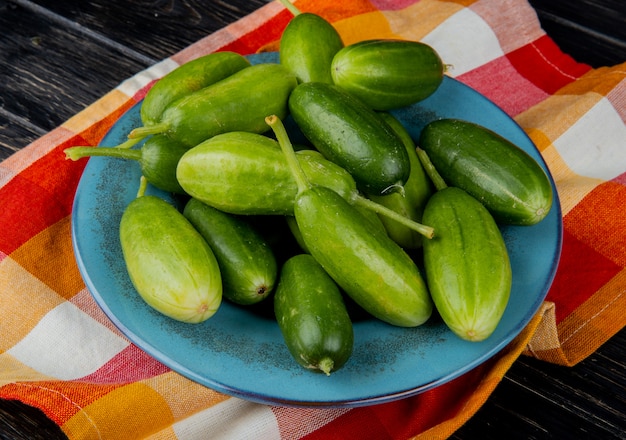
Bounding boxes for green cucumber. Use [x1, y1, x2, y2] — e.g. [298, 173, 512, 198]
[368, 112, 433, 249]
[176, 131, 356, 215]
[286, 202, 388, 254]
[331, 39, 444, 110]
[119, 191, 222, 323]
[419, 118, 553, 225]
[279, 8, 343, 84]
[288, 81, 410, 195]
[418, 149, 511, 341]
[274, 254, 354, 375]
[65, 134, 188, 194]
[268, 115, 433, 328]
[177, 130, 434, 238]
[183, 198, 277, 306]
[127, 63, 298, 148]
[140, 52, 251, 125]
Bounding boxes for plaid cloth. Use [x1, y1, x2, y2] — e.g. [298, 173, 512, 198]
[1, 0, 624, 438]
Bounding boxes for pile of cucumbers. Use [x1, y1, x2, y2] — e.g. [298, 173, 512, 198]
[65, 1, 553, 376]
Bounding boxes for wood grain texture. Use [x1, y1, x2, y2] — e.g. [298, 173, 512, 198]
[453, 329, 626, 439]
[528, 0, 626, 66]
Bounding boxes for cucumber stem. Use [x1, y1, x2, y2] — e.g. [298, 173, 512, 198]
[276, 0, 301, 16]
[318, 357, 334, 376]
[267, 114, 433, 238]
[128, 122, 170, 140]
[354, 195, 435, 239]
[115, 136, 144, 149]
[266, 115, 311, 193]
[137, 175, 148, 198]
[64, 146, 142, 162]
[416, 147, 448, 192]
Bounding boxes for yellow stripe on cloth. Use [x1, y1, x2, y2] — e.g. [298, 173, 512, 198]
[62, 382, 175, 440]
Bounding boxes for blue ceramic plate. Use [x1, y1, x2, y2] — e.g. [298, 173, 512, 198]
[71, 52, 562, 407]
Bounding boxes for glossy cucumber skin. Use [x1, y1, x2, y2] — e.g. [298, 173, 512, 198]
[286, 202, 387, 254]
[369, 112, 433, 249]
[139, 135, 188, 194]
[183, 198, 277, 306]
[419, 118, 553, 225]
[176, 131, 357, 215]
[422, 187, 511, 341]
[160, 63, 298, 147]
[140, 52, 251, 125]
[331, 39, 444, 110]
[274, 254, 354, 375]
[279, 12, 343, 84]
[294, 186, 433, 327]
[288, 82, 410, 195]
[119, 195, 222, 323]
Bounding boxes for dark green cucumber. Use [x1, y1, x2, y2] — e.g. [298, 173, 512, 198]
[140, 52, 251, 125]
[368, 112, 433, 249]
[419, 118, 553, 225]
[65, 134, 188, 194]
[267, 115, 433, 328]
[120, 194, 222, 323]
[183, 198, 277, 306]
[274, 254, 354, 375]
[288, 82, 410, 195]
[128, 63, 298, 148]
[138, 135, 189, 193]
[331, 39, 444, 110]
[279, 11, 343, 84]
[417, 148, 511, 341]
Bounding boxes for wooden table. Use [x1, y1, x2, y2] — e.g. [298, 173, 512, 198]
[1, 1, 625, 438]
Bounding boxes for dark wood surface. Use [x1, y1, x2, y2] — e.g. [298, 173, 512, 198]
[1, 1, 625, 439]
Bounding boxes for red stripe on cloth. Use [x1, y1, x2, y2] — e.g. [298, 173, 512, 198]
[0, 138, 88, 255]
[299, 363, 489, 440]
[0, 381, 121, 426]
[220, 10, 292, 55]
[78, 344, 170, 384]
[457, 55, 550, 117]
[506, 35, 591, 94]
[547, 228, 622, 323]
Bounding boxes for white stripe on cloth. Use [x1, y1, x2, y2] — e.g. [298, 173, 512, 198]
[172, 398, 281, 440]
[7, 301, 129, 380]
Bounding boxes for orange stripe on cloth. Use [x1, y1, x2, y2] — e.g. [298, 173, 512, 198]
[61, 382, 174, 440]
[0, 256, 66, 351]
[142, 371, 230, 420]
[556, 62, 626, 98]
[0, 380, 122, 426]
[564, 180, 626, 268]
[526, 269, 626, 366]
[62, 89, 137, 147]
[9, 216, 83, 301]
[381, 0, 467, 42]
[555, 269, 626, 365]
[515, 92, 605, 156]
[0, 354, 57, 385]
